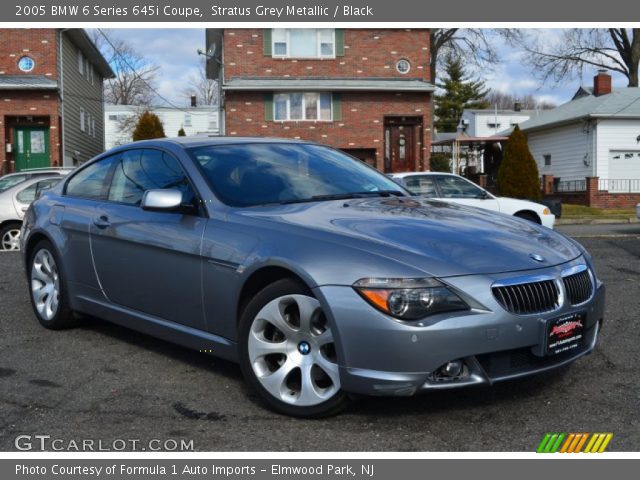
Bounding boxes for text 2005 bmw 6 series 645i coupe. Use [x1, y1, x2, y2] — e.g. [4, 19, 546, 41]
[21, 138, 605, 417]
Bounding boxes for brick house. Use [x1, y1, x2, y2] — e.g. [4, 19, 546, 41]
[0, 29, 113, 174]
[209, 29, 434, 172]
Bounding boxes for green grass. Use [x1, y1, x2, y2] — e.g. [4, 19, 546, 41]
[562, 204, 636, 217]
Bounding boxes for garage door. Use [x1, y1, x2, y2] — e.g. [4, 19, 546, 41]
[608, 151, 640, 192]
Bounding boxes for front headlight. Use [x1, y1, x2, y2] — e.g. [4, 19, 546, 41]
[353, 277, 469, 320]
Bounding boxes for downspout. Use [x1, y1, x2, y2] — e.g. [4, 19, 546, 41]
[58, 29, 69, 167]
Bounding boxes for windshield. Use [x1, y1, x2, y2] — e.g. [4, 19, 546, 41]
[188, 143, 408, 207]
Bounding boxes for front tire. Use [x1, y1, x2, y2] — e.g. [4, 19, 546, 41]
[515, 211, 541, 224]
[238, 278, 348, 417]
[28, 240, 78, 329]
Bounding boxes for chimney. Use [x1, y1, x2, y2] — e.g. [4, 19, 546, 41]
[190, 95, 197, 107]
[513, 100, 522, 112]
[593, 70, 612, 97]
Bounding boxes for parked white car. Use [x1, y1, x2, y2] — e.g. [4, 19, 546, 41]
[390, 172, 556, 229]
[0, 176, 61, 250]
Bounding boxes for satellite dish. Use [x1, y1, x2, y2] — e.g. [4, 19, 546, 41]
[207, 43, 217, 57]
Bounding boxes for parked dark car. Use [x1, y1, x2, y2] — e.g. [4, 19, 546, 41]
[21, 138, 605, 417]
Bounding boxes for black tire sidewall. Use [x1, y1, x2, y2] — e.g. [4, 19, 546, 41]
[238, 278, 348, 418]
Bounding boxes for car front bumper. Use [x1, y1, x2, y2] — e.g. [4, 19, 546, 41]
[313, 259, 605, 396]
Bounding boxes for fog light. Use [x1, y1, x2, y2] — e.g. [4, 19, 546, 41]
[440, 360, 464, 377]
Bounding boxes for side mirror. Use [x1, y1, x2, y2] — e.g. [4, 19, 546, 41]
[141, 189, 184, 212]
[478, 190, 490, 199]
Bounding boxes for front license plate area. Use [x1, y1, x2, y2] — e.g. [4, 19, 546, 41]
[545, 312, 585, 356]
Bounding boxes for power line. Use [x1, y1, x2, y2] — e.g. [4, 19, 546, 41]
[97, 28, 215, 116]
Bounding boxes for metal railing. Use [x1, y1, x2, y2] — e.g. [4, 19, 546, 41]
[555, 180, 586, 193]
[598, 179, 640, 193]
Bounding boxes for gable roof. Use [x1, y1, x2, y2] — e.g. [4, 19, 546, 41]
[520, 88, 640, 132]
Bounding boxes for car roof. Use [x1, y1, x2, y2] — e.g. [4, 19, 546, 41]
[0, 175, 61, 196]
[108, 136, 313, 152]
[391, 172, 456, 178]
[0, 168, 72, 178]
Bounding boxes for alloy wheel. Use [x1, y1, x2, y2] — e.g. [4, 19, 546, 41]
[248, 294, 340, 407]
[30, 249, 60, 321]
[1, 228, 20, 251]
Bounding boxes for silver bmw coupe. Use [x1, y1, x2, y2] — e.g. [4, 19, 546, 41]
[21, 137, 605, 417]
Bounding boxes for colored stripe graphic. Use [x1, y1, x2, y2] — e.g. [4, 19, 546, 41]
[537, 433, 612, 453]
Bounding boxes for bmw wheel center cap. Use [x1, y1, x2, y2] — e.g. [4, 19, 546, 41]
[298, 341, 311, 355]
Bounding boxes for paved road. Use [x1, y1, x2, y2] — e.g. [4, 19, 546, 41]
[1, 234, 639, 451]
[558, 223, 640, 238]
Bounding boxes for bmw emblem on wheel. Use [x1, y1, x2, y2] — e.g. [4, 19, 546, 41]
[529, 253, 545, 263]
[298, 341, 311, 355]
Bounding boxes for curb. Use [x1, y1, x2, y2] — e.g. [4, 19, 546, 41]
[557, 217, 640, 225]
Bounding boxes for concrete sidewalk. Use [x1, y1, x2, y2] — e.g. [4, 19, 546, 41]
[556, 216, 639, 225]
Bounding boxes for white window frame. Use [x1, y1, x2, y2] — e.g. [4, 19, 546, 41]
[79, 108, 85, 132]
[92, 117, 96, 138]
[272, 29, 336, 59]
[273, 92, 333, 122]
[184, 113, 192, 127]
[77, 49, 84, 74]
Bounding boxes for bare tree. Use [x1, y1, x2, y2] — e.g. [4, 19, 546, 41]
[182, 58, 217, 106]
[522, 29, 640, 87]
[92, 29, 160, 106]
[485, 91, 556, 110]
[430, 29, 521, 84]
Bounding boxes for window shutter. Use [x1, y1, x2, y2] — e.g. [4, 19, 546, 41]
[335, 29, 345, 57]
[264, 92, 274, 121]
[263, 29, 272, 56]
[332, 93, 342, 121]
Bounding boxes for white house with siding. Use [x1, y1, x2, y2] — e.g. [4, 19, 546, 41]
[104, 104, 219, 150]
[460, 106, 535, 137]
[520, 72, 640, 192]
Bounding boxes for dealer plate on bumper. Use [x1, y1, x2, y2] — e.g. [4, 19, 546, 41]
[545, 312, 585, 356]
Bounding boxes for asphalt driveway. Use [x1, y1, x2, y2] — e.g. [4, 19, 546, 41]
[0, 233, 638, 451]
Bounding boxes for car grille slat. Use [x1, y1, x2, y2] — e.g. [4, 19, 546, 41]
[493, 279, 559, 315]
[563, 269, 593, 305]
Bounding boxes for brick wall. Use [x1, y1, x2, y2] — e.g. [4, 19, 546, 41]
[225, 90, 432, 171]
[543, 175, 640, 208]
[224, 29, 430, 81]
[0, 29, 58, 79]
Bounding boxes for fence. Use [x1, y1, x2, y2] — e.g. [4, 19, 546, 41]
[598, 178, 640, 193]
[542, 175, 640, 208]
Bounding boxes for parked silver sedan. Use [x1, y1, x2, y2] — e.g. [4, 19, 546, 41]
[0, 176, 61, 250]
[21, 138, 605, 417]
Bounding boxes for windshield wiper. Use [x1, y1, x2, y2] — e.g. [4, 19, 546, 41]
[276, 190, 406, 205]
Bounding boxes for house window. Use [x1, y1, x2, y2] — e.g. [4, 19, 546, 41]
[544, 154, 551, 166]
[208, 113, 217, 130]
[18, 56, 35, 72]
[79, 108, 85, 132]
[108, 114, 118, 121]
[92, 117, 96, 137]
[396, 59, 411, 74]
[274, 92, 332, 121]
[272, 29, 335, 59]
[77, 49, 84, 74]
[487, 122, 501, 128]
[184, 113, 192, 127]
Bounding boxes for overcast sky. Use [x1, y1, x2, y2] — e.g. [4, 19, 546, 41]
[100, 28, 630, 108]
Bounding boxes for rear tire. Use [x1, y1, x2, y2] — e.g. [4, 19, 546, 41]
[28, 240, 78, 329]
[238, 278, 348, 418]
[0, 223, 22, 251]
[514, 212, 541, 224]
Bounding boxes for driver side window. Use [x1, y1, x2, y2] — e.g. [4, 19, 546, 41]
[108, 149, 197, 209]
[436, 175, 484, 198]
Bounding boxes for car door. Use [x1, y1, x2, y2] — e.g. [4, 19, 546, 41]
[89, 148, 207, 330]
[433, 175, 500, 212]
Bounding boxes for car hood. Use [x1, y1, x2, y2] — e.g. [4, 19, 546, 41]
[238, 197, 582, 277]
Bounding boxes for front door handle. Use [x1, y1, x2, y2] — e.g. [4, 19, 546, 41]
[93, 215, 111, 229]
